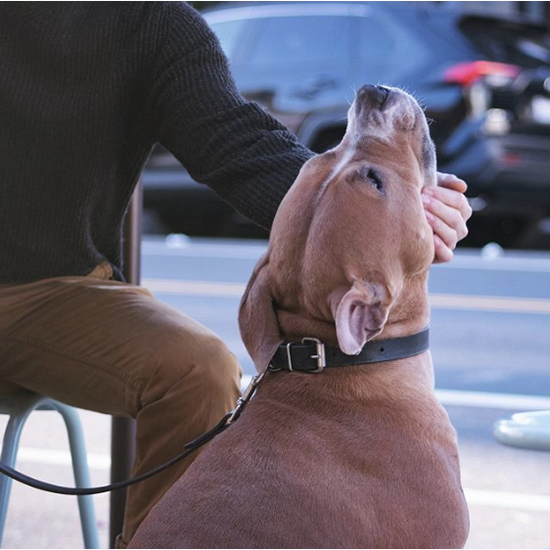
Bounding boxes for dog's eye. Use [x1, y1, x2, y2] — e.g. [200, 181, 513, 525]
[366, 169, 383, 191]
[346, 166, 384, 192]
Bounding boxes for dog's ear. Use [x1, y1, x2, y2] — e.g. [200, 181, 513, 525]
[331, 282, 390, 355]
[239, 252, 283, 373]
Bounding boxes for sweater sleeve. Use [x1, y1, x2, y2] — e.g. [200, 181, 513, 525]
[147, 2, 314, 230]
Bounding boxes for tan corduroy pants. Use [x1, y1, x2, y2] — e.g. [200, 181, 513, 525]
[0, 263, 242, 545]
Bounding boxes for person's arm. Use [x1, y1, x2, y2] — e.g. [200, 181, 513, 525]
[147, 3, 313, 231]
[423, 173, 473, 263]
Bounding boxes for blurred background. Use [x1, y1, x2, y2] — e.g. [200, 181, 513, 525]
[145, 0, 550, 251]
[2, 2, 550, 549]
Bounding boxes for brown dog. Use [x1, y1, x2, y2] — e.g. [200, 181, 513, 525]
[130, 85, 469, 549]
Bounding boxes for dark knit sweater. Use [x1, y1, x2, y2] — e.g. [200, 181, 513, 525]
[0, 2, 313, 283]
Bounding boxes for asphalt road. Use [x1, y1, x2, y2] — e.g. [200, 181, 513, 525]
[1, 236, 549, 549]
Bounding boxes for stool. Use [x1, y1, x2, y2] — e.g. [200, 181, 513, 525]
[0, 391, 100, 548]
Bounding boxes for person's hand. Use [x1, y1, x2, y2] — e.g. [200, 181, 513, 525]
[422, 172, 473, 263]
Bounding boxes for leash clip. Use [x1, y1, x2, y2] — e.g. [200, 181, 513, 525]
[227, 372, 265, 425]
[301, 337, 326, 373]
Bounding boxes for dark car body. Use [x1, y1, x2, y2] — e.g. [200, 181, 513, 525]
[143, 1, 550, 246]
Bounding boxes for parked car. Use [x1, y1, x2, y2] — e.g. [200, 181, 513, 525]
[143, 1, 550, 247]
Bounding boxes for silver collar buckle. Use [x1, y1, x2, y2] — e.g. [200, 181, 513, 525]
[301, 337, 326, 373]
[269, 337, 327, 373]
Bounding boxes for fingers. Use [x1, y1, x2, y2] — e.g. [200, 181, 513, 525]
[432, 234, 453, 264]
[422, 174, 473, 264]
[436, 171, 468, 194]
[424, 185, 473, 236]
[423, 193, 463, 262]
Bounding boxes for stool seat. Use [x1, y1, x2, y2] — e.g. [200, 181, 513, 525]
[0, 390, 100, 548]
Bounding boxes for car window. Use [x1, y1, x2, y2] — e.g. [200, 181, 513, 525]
[460, 21, 550, 68]
[247, 16, 350, 67]
[209, 19, 248, 62]
[356, 15, 397, 61]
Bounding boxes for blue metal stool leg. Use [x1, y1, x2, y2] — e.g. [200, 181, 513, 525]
[0, 392, 100, 549]
[51, 401, 100, 549]
[0, 405, 36, 547]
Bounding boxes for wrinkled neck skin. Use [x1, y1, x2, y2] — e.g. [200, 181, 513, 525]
[277, 276, 429, 346]
[271, 270, 435, 404]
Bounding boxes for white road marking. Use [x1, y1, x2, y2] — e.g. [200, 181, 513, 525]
[435, 389, 550, 411]
[465, 489, 550, 511]
[15, 447, 110, 469]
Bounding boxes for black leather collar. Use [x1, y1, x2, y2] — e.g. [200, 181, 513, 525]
[268, 328, 429, 373]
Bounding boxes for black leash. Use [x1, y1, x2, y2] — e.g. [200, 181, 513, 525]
[0, 373, 265, 496]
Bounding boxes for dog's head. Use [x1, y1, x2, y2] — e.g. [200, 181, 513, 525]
[240, 85, 436, 372]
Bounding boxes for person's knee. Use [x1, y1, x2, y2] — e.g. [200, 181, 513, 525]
[139, 328, 241, 409]
[186, 332, 242, 401]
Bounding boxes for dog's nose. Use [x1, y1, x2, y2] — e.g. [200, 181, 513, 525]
[357, 84, 389, 107]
